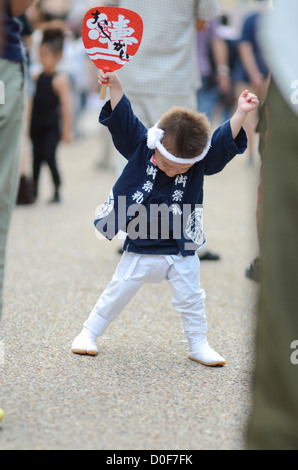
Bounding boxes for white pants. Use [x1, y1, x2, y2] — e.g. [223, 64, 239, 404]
[84, 252, 207, 341]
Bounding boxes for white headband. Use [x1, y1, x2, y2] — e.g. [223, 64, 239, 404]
[147, 123, 211, 165]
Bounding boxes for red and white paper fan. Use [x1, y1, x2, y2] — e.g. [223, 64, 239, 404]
[82, 6, 143, 99]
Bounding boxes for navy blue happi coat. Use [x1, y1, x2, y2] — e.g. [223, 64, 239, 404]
[94, 95, 247, 257]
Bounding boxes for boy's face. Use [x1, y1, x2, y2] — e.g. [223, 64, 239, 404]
[154, 150, 193, 178]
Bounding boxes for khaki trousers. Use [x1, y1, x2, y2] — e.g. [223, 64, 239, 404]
[0, 59, 26, 318]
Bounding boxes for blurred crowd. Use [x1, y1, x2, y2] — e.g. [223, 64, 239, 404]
[14, 0, 271, 204]
[22, 0, 270, 129]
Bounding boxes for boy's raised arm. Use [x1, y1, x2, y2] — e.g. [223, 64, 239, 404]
[98, 70, 124, 110]
[98, 70, 148, 161]
[230, 89, 259, 139]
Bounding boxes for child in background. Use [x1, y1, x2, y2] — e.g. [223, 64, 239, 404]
[72, 70, 259, 366]
[30, 27, 71, 203]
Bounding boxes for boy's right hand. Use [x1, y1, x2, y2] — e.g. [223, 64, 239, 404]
[97, 69, 120, 88]
[98, 69, 124, 109]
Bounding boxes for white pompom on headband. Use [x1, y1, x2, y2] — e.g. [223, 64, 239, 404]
[147, 123, 211, 165]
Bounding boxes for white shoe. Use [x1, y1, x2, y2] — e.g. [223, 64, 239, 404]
[71, 329, 98, 356]
[187, 339, 226, 366]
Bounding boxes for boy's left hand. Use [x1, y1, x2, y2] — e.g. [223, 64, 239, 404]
[230, 89, 260, 138]
[238, 89, 259, 114]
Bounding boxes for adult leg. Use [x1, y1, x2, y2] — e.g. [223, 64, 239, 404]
[0, 60, 25, 318]
[247, 81, 298, 449]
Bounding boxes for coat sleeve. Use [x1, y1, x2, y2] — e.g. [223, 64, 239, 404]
[203, 120, 247, 175]
[99, 94, 148, 161]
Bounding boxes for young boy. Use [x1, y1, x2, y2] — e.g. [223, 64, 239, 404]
[72, 70, 259, 366]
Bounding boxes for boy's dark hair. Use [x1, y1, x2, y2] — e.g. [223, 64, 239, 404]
[159, 107, 211, 159]
[41, 27, 64, 53]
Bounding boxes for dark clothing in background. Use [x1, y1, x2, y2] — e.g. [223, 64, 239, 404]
[30, 73, 61, 190]
[0, 0, 24, 61]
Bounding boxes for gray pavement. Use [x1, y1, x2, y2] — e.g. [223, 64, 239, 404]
[0, 115, 260, 450]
